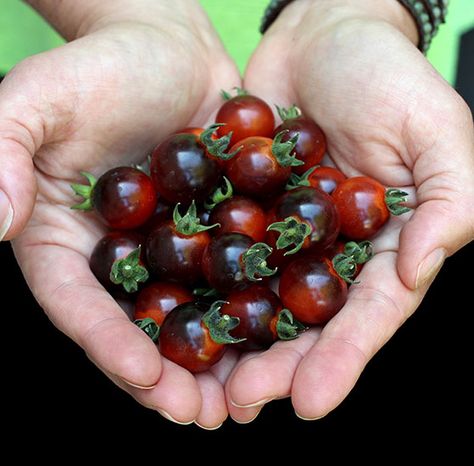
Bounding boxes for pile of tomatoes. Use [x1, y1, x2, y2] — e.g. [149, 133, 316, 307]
[71, 90, 409, 373]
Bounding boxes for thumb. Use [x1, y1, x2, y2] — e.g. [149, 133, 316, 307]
[0, 67, 42, 241]
[397, 107, 474, 290]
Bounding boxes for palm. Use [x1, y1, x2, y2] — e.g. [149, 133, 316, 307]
[7, 22, 241, 426]
[226, 18, 474, 420]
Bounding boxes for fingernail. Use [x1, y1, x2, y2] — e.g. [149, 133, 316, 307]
[415, 248, 446, 288]
[231, 397, 275, 409]
[120, 377, 157, 390]
[233, 411, 261, 424]
[157, 409, 195, 425]
[295, 411, 325, 421]
[0, 189, 13, 241]
[194, 421, 223, 431]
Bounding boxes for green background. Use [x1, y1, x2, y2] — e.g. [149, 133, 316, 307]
[0, 0, 473, 84]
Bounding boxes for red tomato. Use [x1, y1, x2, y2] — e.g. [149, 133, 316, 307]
[332, 176, 389, 239]
[134, 282, 193, 326]
[309, 166, 346, 194]
[208, 196, 267, 242]
[216, 95, 275, 146]
[279, 257, 347, 325]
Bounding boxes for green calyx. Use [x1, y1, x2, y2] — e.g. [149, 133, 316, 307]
[332, 253, 359, 284]
[201, 300, 245, 344]
[272, 130, 304, 168]
[276, 104, 302, 121]
[276, 309, 306, 341]
[385, 188, 411, 215]
[200, 123, 242, 161]
[267, 216, 311, 256]
[134, 318, 160, 343]
[221, 87, 249, 100]
[332, 240, 375, 284]
[285, 166, 318, 191]
[110, 247, 149, 293]
[173, 201, 219, 235]
[70, 171, 97, 210]
[242, 242, 277, 281]
[204, 177, 233, 211]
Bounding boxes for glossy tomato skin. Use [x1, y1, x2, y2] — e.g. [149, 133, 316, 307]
[222, 285, 282, 351]
[159, 302, 226, 373]
[146, 221, 210, 284]
[134, 282, 193, 325]
[90, 231, 145, 293]
[309, 166, 346, 194]
[216, 95, 275, 146]
[332, 176, 389, 239]
[279, 257, 347, 325]
[274, 117, 326, 175]
[138, 198, 172, 235]
[92, 167, 157, 229]
[202, 233, 254, 293]
[150, 133, 221, 204]
[268, 187, 340, 254]
[226, 137, 291, 197]
[208, 196, 267, 242]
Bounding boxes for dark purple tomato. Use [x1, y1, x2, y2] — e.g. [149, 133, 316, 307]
[279, 257, 347, 325]
[90, 231, 146, 293]
[216, 95, 275, 146]
[309, 166, 346, 194]
[138, 198, 172, 235]
[146, 221, 210, 284]
[150, 133, 221, 203]
[134, 282, 193, 326]
[274, 116, 326, 175]
[208, 196, 268, 242]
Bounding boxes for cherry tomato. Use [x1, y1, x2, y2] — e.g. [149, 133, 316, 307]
[208, 196, 268, 242]
[90, 231, 147, 294]
[309, 166, 346, 194]
[274, 114, 326, 175]
[267, 187, 340, 257]
[202, 233, 276, 293]
[216, 95, 275, 146]
[134, 282, 193, 325]
[222, 285, 304, 351]
[332, 176, 389, 239]
[225, 137, 291, 197]
[279, 257, 347, 325]
[138, 198, 172, 235]
[159, 301, 242, 373]
[150, 133, 221, 204]
[71, 167, 157, 229]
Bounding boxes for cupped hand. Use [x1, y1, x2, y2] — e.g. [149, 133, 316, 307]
[0, 1, 241, 428]
[226, 0, 474, 421]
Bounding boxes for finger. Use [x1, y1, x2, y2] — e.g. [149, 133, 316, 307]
[13, 243, 162, 389]
[398, 101, 474, 290]
[194, 372, 227, 430]
[0, 71, 41, 240]
[291, 251, 431, 419]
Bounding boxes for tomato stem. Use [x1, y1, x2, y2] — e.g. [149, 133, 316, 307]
[70, 171, 97, 210]
[110, 246, 149, 293]
[276, 309, 306, 340]
[344, 240, 374, 264]
[134, 318, 160, 342]
[220, 87, 249, 100]
[173, 201, 220, 235]
[202, 301, 246, 344]
[385, 188, 411, 215]
[200, 123, 242, 160]
[276, 104, 302, 121]
[267, 216, 311, 256]
[204, 177, 233, 211]
[272, 130, 304, 167]
[285, 166, 318, 190]
[242, 242, 277, 281]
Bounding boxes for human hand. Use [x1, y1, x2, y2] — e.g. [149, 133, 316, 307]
[226, 0, 474, 421]
[1, 0, 240, 428]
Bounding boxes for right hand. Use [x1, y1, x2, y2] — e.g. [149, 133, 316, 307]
[0, 0, 240, 428]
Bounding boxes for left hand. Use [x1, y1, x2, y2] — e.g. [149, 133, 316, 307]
[225, 0, 474, 421]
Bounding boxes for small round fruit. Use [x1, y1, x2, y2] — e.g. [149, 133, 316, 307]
[279, 257, 347, 325]
[309, 166, 346, 194]
[216, 94, 275, 146]
[134, 282, 193, 325]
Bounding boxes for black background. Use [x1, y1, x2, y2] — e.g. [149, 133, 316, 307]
[1, 33, 473, 454]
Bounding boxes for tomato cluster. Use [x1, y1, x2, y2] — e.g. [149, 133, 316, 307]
[71, 91, 409, 373]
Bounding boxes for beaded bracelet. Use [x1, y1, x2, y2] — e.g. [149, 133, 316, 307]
[260, 0, 449, 53]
